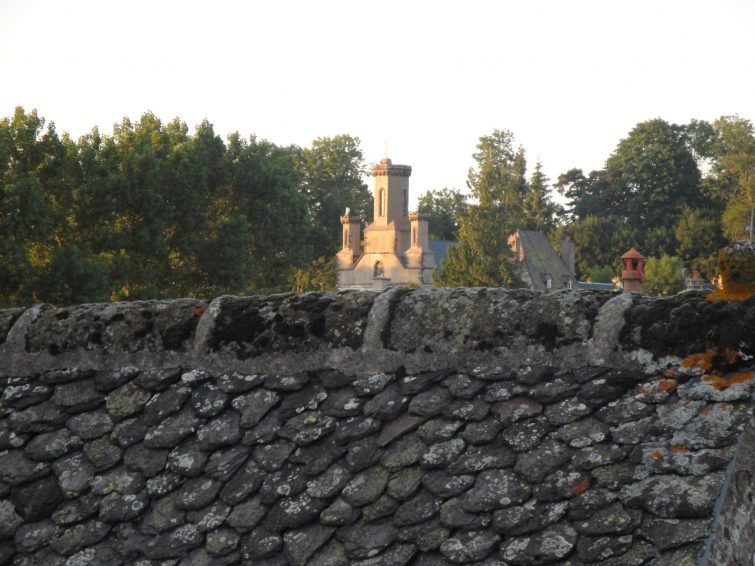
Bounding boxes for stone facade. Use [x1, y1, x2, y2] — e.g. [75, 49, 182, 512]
[337, 159, 434, 291]
[0, 290, 754, 564]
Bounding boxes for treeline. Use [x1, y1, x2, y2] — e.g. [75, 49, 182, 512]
[2, 108, 753, 306]
[419, 117, 754, 289]
[0, 108, 370, 307]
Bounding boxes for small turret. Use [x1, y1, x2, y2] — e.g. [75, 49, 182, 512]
[337, 210, 361, 270]
[405, 211, 435, 283]
[405, 212, 430, 266]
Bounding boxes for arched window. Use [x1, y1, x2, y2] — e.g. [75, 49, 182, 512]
[379, 189, 385, 217]
[374, 261, 384, 278]
[412, 227, 417, 245]
[343, 230, 349, 248]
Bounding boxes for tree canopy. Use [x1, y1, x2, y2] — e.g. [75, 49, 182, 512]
[417, 187, 468, 241]
[0, 107, 751, 304]
[556, 117, 751, 280]
[434, 130, 526, 287]
[0, 107, 367, 306]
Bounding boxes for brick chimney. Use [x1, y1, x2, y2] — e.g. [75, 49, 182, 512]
[621, 248, 645, 293]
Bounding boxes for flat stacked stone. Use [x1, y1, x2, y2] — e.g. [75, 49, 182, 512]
[0, 352, 752, 564]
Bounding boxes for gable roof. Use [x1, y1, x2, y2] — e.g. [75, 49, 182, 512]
[514, 230, 575, 292]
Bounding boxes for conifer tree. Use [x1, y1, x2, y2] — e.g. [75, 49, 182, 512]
[434, 130, 524, 287]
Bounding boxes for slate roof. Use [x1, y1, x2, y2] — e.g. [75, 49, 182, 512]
[428, 239, 454, 267]
[512, 230, 576, 292]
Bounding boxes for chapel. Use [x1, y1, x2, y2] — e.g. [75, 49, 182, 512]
[336, 158, 435, 290]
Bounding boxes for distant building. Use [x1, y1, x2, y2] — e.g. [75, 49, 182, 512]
[685, 268, 717, 291]
[337, 158, 435, 291]
[508, 230, 577, 292]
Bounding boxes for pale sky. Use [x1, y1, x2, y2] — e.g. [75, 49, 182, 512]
[1, 0, 754, 209]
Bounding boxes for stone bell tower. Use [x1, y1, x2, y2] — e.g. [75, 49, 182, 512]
[364, 158, 412, 254]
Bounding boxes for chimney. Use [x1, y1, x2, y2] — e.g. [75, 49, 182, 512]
[621, 248, 645, 293]
[560, 235, 576, 275]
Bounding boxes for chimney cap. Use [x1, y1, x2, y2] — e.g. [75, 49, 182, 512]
[621, 247, 645, 260]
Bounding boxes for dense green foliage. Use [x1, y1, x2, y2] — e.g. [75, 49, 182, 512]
[1, 107, 752, 302]
[555, 116, 754, 281]
[433, 130, 526, 287]
[424, 117, 752, 288]
[0, 108, 367, 306]
[290, 256, 337, 294]
[587, 265, 615, 284]
[417, 188, 468, 241]
[642, 255, 685, 296]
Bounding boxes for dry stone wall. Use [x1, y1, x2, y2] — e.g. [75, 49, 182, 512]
[0, 289, 753, 565]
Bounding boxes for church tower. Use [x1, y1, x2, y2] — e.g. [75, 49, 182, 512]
[336, 157, 434, 290]
[364, 158, 412, 254]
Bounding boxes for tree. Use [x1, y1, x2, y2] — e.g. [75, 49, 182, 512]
[0, 108, 60, 305]
[706, 116, 755, 242]
[291, 256, 336, 294]
[160, 118, 228, 296]
[521, 161, 562, 231]
[556, 118, 718, 278]
[605, 119, 703, 239]
[198, 214, 253, 295]
[674, 206, 724, 263]
[0, 108, 388, 304]
[434, 130, 525, 287]
[295, 135, 370, 260]
[587, 265, 615, 283]
[35, 245, 110, 305]
[107, 113, 173, 298]
[559, 215, 634, 279]
[555, 168, 617, 220]
[642, 255, 685, 296]
[223, 132, 309, 292]
[467, 130, 527, 216]
[417, 187, 468, 240]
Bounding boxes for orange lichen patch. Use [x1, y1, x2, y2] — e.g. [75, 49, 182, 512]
[193, 305, 205, 317]
[651, 450, 663, 459]
[706, 283, 755, 302]
[663, 368, 678, 378]
[671, 445, 690, 453]
[723, 348, 739, 365]
[681, 351, 714, 371]
[635, 384, 651, 396]
[571, 478, 590, 496]
[657, 379, 677, 392]
[703, 371, 754, 390]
